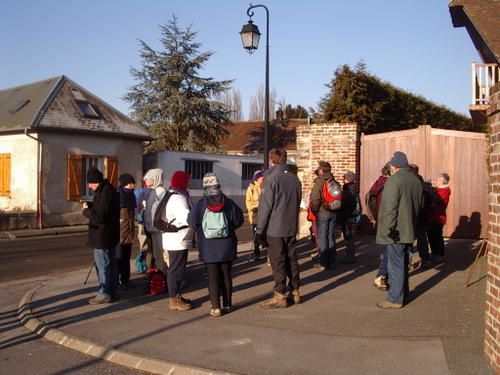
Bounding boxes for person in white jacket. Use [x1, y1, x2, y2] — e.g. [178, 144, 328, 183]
[163, 171, 194, 311]
[143, 168, 167, 273]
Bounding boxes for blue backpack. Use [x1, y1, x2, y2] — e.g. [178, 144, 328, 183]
[135, 252, 148, 273]
[202, 208, 229, 239]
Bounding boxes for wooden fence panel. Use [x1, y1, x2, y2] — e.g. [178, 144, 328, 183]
[360, 125, 487, 238]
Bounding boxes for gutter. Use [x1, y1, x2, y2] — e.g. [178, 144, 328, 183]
[24, 129, 43, 230]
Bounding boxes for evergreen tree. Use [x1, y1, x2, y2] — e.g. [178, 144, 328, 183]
[284, 104, 309, 119]
[319, 63, 479, 134]
[124, 16, 233, 152]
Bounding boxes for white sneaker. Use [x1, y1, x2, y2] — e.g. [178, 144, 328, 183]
[374, 275, 389, 290]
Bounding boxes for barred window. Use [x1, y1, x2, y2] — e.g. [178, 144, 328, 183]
[241, 162, 263, 189]
[185, 160, 213, 189]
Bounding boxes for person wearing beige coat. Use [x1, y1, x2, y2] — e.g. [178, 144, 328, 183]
[245, 170, 264, 260]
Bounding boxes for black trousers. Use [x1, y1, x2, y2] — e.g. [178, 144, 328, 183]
[252, 224, 260, 256]
[167, 250, 188, 298]
[205, 262, 233, 309]
[267, 236, 300, 294]
[427, 223, 445, 257]
[116, 243, 132, 285]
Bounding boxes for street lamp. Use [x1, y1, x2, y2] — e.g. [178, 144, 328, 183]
[240, 3, 270, 169]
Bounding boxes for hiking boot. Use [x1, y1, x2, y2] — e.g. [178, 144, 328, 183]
[292, 290, 301, 305]
[260, 292, 288, 309]
[222, 306, 232, 314]
[179, 295, 192, 304]
[313, 263, 326, 272]
[376, 300, 403, 309]
[89, 294, 111, 305]
[373, 275, 389, 290]
[170, 295, 191, 311]
[210, 308, 222, 317]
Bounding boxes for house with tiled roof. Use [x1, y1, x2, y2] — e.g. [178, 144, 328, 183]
[0, 75, 151, 229]
[449, 0, 500, 124]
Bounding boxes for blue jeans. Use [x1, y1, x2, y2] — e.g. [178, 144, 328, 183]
[94, 247, 119, 299]
[386, 243, 412, 304]
[377, 246, 388, 277]
[317, 211, 337, 267]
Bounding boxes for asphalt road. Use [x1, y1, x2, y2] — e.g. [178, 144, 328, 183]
[0, 223, 254, 282]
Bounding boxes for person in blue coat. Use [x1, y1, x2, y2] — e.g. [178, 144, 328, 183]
[187, 173, 244, 317]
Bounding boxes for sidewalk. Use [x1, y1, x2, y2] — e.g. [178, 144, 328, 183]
[18, 236, 492, 375]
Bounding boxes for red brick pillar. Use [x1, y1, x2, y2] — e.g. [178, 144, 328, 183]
[487, 82, 500, 372]
[296, 122, 359, 237]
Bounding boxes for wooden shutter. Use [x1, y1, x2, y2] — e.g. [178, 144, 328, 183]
[67, 154, 82, 201]
[0, 154, 11, 196]
[105, 156, 118, 187]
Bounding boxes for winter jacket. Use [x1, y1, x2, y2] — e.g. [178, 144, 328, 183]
[162, 189, 194, 251]
[83, 179, 120, 249]
[256, 164, 302, 238]
[337, 182, 358, 225]
[310, 173, 337, 215]
[376, 168, 424, 245]
[188, 194, 244, 263]
[368, 175, 389, 217]
[427, 186, 451, 225]
[245, 181, 261, 225]
[118, 188, 136, 245]
[144, 186, 166, 233]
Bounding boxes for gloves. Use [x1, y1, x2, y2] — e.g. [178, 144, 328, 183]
[255, 232, 269, 248]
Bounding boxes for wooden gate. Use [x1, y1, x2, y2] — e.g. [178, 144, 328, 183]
[360, 125, 488, 238]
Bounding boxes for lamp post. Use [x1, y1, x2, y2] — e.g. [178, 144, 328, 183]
[240, 3, 270, 169]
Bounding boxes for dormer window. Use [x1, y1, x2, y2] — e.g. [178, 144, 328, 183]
[71, 88, 101, 119]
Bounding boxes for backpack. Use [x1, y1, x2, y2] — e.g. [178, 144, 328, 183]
[322, 178, 342, 211]
[153, 191, 190, 232]
[146, 268, 166, 295]
[202, 208, 229, 239]
[135, 252, 148, 273]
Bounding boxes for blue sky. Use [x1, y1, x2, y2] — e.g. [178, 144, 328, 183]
[0, 0, 478, 118]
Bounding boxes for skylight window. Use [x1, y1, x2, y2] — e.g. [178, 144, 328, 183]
[10, 99, 30, 113]
[75, 100, 101, 119]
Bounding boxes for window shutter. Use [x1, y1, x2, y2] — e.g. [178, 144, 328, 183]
[0, 154, 11, 196]
[67, 154, 82, 201]
[105, 156, 118, 187]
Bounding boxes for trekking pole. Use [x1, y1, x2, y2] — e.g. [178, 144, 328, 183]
[83, 261, 96, 285]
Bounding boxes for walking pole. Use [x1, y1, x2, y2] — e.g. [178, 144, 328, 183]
[465, 235, 488, 288]
[83, 261, 96, 285]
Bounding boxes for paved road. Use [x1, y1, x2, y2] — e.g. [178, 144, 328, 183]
[0, 223, 253, 282]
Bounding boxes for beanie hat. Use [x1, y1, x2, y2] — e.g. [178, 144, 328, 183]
[253, 170, 264, 181]
[170, 171, 190, 190]
[118, 173, 135, 187]
[87, 167, 103, 184]
[344, 171, 356, 182]
[389, 151, 409, 168]
[202, 172, 221, 197]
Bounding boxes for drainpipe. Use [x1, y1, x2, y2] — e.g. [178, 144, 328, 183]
[24, 129, 43, 229]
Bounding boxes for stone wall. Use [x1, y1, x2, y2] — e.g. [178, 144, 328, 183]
[486, 82, 500, 372]
[296, 122, 359, 237]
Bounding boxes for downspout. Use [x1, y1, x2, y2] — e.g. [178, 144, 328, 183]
[24, 129, 43, 229]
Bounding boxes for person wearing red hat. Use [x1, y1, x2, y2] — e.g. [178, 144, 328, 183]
[163, 171, 194, 311]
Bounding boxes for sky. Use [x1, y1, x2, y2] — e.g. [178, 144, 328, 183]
[0, 0, 479, 119]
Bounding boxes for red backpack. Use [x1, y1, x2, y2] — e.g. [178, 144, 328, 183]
[322, 178, 342, 211]
[146, 268, 166, 295]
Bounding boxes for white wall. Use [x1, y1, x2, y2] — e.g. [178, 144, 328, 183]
[0, 134, 38, 211]
[39, 133, 143, 225]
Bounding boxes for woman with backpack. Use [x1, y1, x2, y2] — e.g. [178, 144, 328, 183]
[187, 173, 244, 317]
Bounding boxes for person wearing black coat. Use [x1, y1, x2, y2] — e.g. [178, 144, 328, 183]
[187, 173, 244, 317]
[337, 171, 359, 264]
[82, 167, 120, 305]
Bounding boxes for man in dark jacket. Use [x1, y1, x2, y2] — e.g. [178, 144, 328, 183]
[310, 161, 339, 271]
[338, 171, 359, 264]
[256, 148, 302, 308]
[376, 152, 423, 309]
[82, 167, 120, 305]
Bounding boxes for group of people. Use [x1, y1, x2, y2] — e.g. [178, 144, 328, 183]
[81, 147, 450, 314]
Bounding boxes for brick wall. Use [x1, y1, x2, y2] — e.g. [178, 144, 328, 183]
[296, 122, 359, 236]
[487, 82, 500, 373]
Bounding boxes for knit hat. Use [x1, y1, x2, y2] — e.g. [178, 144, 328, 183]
[344, 171, 356, 182]
[118, 173, 135, 187]
[389, 151, 409, 168]
[253, 170, 264, 181]
[87, 167, 103, 184]
[170, 171, 190, 190]
[202, 172, 221, 197]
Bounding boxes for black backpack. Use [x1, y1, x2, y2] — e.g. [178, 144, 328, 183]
[153, 191, 189, 232]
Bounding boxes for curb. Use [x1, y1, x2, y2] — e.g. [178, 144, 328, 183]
[18, 282, 237, 375]
[1, 226, 88, 240]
